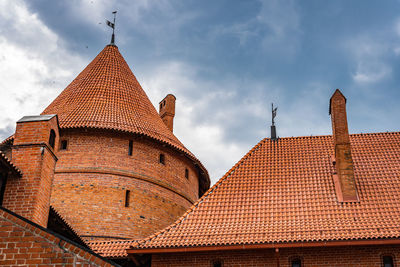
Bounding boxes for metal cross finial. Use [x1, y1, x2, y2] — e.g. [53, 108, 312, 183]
[106, 11, 117, 44]
[272, 103, 278, 126]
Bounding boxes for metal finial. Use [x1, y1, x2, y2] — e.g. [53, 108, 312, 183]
[106, 11, 117, 44]
[272, 103, 278, 126]
[271, 103, 278, 140]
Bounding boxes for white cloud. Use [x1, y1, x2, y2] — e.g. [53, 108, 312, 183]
[348, 40, 392, 84]
[140, 61, 281, 183]
[352, 61, 392, 83]
[209, 0, 301, 56]
[345, 22, 400, 84]
[0, 0, 84, 139]
[257, 0, 300, 39]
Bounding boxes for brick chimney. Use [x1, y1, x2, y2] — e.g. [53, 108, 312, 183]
[159, 94, 176, 132]
[329, 89, 359, 202]
[2, 115, 59, 227]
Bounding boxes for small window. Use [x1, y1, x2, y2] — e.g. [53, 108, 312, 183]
[60, 140, 68, 150]
[124, 190, 130, 207]
[49, 129, 56, 149]
[163, 100, 166, 106]
[383, 256, 394, 267]
[291, 258, 301, 267]
[128, 140, 133, 156]
[211, 260, 223, 267]
[185, 168, 189, 179]
[159, 154, 165, 165]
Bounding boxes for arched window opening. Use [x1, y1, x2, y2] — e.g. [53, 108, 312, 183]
[383, 256, 394, 267]
[49, 129, 56, 149]
[291, 258, 301, 267]
[159, 154, 165, 165]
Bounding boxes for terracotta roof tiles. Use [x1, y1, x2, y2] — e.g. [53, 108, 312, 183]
[88, 239, 137, 258]
[131, 132, 400, 249]
[41, 44, 209, 189]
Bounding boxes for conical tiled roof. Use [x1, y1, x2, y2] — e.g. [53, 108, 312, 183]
[42, 45, 209, 189]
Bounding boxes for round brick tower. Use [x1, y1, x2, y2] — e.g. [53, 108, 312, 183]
[42, 44, 210, 241]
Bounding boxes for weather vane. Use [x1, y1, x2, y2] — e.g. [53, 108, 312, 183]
[106, 11, 117, 44]
[272, 103, 278, 126]
[271, 103, 278, 140]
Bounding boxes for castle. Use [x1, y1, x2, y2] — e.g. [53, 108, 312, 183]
[1, 41, 400, 267]
[0, 43, 209, 266]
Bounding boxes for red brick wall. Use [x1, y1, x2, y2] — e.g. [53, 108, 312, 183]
[3, 117, 59, 227]
[0, 208, 114, 267]
[51, 129, 200, 241]
[152, 245, 400, 267]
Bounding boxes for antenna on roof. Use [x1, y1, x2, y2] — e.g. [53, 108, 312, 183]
[271, 103, 278, 140]
[106, 11, 117, 45]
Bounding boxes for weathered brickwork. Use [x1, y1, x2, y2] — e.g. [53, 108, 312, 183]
[51, 129, 200, 241]
[0, 208, 114, 267]
[152, 245, 400, 267]
[3, 117, 59, 227]
[330, 90, 358, 202]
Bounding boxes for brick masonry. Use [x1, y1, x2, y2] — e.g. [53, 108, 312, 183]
[151, 245, 400, 267]
[51, 128, 200, 241]
[3, 117, 59, 227]
[0, 208, 114, 267]
[330, 90, 358, 202]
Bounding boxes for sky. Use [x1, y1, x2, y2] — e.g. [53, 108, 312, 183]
[0, 0, 399, 184]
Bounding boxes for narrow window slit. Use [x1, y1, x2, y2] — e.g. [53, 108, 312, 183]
[185, 168, 189, 179]
[159, 154, 165, 165]
[128, 140, 133, 156]
[125, 190, 130, 207]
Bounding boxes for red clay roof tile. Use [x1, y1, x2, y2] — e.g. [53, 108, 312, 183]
[88, 239, 137, 258]
[41, 45, 209, 189]
[131, 132, 400, 249]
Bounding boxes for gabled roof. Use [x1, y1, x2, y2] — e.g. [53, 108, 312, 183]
[42, 44, 209, 191]
[131, 132, 400, 251]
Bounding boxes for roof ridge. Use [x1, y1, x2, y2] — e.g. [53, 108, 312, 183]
[273, 131, 400, 140]
[134, 137, 268, 249]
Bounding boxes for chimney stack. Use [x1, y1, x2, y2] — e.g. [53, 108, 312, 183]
[159, 94, 176, 132]
[329, 89, 358, 202]
[2, 115, 59, 227]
